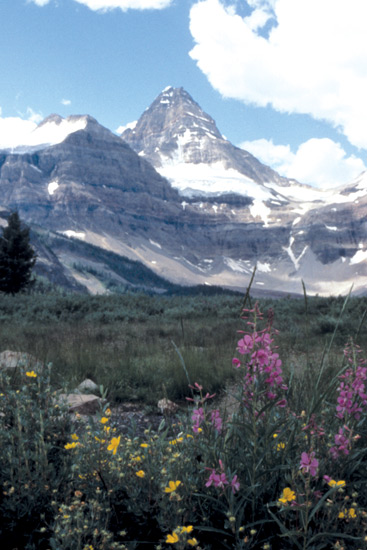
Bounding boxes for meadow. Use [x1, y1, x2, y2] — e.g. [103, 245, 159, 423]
[0, 286, 367, 549]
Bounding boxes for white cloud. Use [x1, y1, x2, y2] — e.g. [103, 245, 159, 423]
[116, 120, 137, 134]
[0, 113, 87, 151]
[61, 98, 71, 106]
[189, 0, 367, 150]
[28, 0, 51, 5]
[0, 117, 37, 150]
[240, 137, 366, 188]
[73, 0, 173, 11]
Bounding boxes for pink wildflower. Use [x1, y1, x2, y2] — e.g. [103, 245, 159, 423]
[192, 408, 205, 433]
[237, 334, 254, 355]
[205, 470, 228, 489]
[231, 475, 240, 494]
[211, 410, 223, 433]
[299, 451, 319, 477]
[330, 427, 351, 459]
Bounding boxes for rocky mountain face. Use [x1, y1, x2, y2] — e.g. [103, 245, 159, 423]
[0, 88, 366, 296]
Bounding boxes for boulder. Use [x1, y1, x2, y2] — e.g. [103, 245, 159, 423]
[157, 398, 179, 415]
[0, 350, 42, 370]
[76, 378, 99, 394]
[57, 393, 102, 415]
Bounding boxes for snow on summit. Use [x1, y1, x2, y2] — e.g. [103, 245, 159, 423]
[0, 115, 88, 153]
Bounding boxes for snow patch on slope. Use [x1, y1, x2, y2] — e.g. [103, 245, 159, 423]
[4, 117, 88, 153]
[157, 161, 273, 201]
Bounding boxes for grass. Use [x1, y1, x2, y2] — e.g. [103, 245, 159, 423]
[1, 290, 367, 549]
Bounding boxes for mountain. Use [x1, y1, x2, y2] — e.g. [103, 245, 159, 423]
[0, 89, 366, 296]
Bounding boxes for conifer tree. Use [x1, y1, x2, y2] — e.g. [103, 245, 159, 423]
[0, 212, 37, 294]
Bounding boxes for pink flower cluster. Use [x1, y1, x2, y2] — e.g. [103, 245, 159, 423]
[336, 344, 367, 421]
[330, 426, 351, 459]
[232, 304, 287, 410]
[192, 407, 205, 433]
[299, 451, 319, 477]
[206, 460, 240, 494]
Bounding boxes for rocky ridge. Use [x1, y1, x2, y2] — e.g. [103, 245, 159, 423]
[0, 88, 366, 296]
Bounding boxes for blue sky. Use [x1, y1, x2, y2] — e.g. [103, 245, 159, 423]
[1, 0, 367, 188]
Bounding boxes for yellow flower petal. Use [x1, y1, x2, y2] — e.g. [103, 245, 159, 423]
[26, 371, 37, 378]
[64, 442, 78, 450]
[107, 436, 121, 455]
[136, 470, 145, 478]
[166, 532, 179, 544]
[164, 480, 181, 493]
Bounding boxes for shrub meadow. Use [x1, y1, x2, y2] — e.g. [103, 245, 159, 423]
[0, 287, 367, 548]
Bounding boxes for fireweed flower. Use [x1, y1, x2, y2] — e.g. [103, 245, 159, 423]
[278, 487, 296, 504]
[299, 451, 319, 477]
[237, 334, 254, 354]
[330, 427, 351, 459]
[231, 474, 240, 494]
[192, 408, 205, 433]
[211, 410, 223, 432]
[164, 480, 181, 493]
[107, 436, 121, 455]
[233, 305, 288, 413]
[206, 470, 228, 489]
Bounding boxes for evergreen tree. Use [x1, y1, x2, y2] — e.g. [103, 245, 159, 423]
[0, 212, 37, 294]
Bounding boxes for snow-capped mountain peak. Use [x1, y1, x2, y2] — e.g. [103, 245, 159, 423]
[121, 87, 295, 201]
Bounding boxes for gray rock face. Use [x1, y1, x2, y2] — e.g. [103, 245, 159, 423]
[122, 86, 290, 186]
[0, 92, 366, 296]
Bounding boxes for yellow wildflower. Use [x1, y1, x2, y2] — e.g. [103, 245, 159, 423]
[164, 480, 181, 493]
[181, 525, 193, 533]
[166, 532, 179, 544]
[278, 487, 296, 504]
[277, 442, 285, 451]
[64, 442, 78, 450]
[328, 480, 346, 488]
[26, 371, 37, 378]
[100, 417, 109, 424]
[136, 470, 145, 478]
[71, 434, 79, 441]
[107, 436, 121, 455]
[188, 538, 198, 547]
[140, 443, 149, 448]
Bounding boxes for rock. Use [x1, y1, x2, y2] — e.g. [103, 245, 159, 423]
[57, 393, 102, 415]
[157, 398, 179, 415]
[76, 378, 99, 394]
[0, 350, 42, 370]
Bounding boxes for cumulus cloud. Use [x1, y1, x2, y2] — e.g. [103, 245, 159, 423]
[0, 108, 43, 150]
[0, 116, 38, 150]
[0, 112, 87, 151]
[73, 0, 173, 11]
[61, 98, 72, 106]
[189, 0, 367, 150]
[28, 0, 51, 5]
[240, 137, 366, 188]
